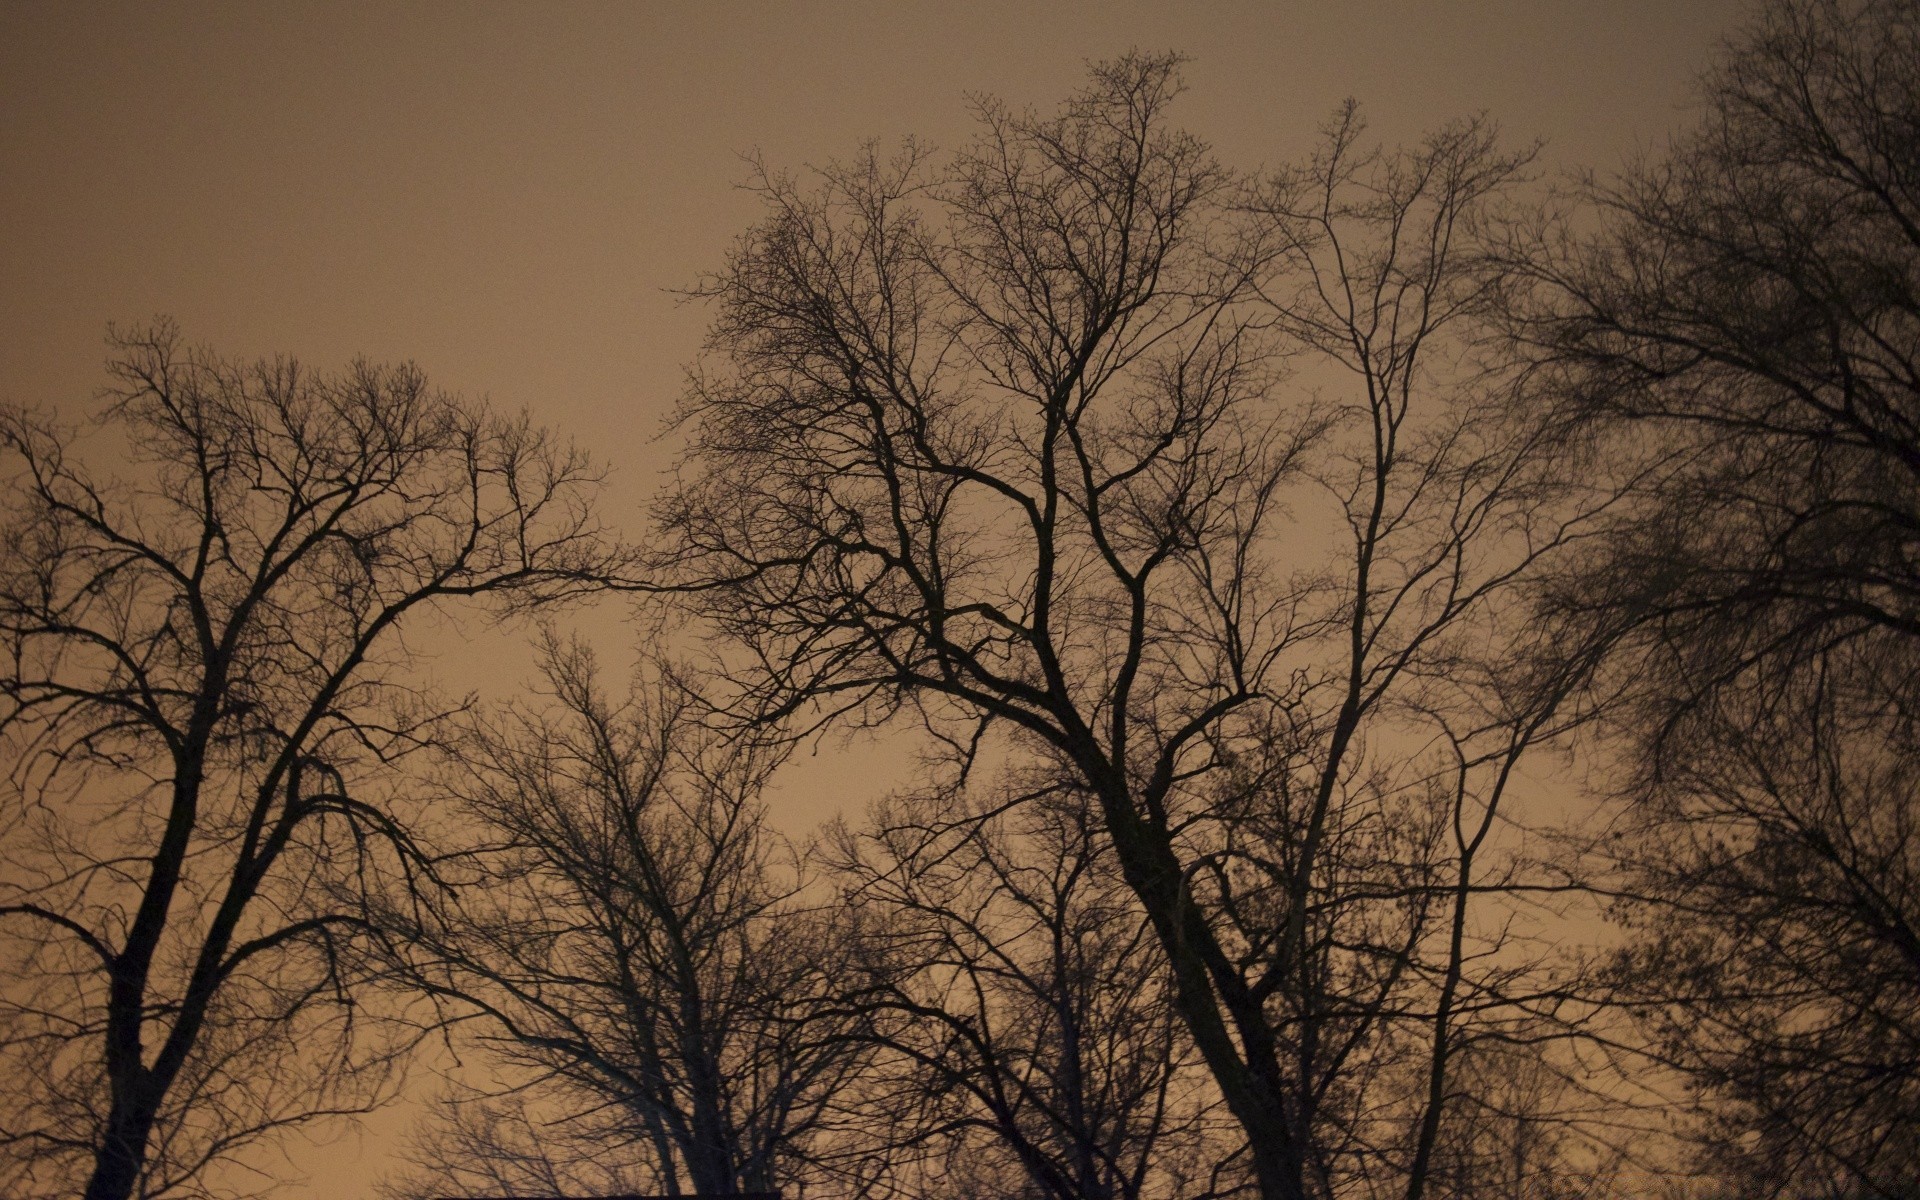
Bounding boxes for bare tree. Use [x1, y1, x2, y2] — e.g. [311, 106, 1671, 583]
[658, 55, 1606, 1200]
[1500, 0, 1920, 1193]
[1410, 1036, 1636, 1200]
[1600, 649, 1920, 1198]
[823, 776, 1223, 1200]
[382, 1083, 667, 1200]
[0, 323, 631, 1200]
[372, 635, 874, 1200]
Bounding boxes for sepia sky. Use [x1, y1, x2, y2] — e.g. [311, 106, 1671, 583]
[1, 1, 1750, 1194]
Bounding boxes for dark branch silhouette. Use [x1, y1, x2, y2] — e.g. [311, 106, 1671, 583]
[0, 322, 635, 1200]
[1501, 0, 1920, 1193]
[657, 54, 1615, 1200]
[373, 637, 873, 1200]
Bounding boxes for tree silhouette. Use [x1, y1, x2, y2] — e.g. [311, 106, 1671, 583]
[0, 323, 632, 1200]
[1502, 0, 1920, 1192]
[374, 637, 873, 1200]
[658, 55, 1609, 1200]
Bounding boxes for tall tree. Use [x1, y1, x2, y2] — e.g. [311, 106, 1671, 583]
[658, 55, 1602, 1200]
[0, 323, 630, 1200]
[1501, 0, 1920, 1193]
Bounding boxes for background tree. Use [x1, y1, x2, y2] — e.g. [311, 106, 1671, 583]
[373, 635, 873, 1200]
[1501, 0, 1920, 1193]
[383, 1083, 670, 1200]
[659, 55, 1609, 1200]
[0, 323, 629, 1200]
[1409, 1036, 1635, 1200]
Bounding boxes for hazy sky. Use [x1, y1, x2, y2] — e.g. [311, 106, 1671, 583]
[4, 1, 1744, 475]
[0, 0, 1750, 1193]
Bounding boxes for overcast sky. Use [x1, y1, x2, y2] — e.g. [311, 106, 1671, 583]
[4, 1, 1744, 472]
[0, 1, 1752, 1193]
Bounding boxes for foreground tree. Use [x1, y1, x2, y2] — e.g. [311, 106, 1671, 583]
[660, 56, 1604, 1200]
[1502, 0, 1920, 1193]
[375, 637, 872, 1200]
[0, 324, 630, 1200]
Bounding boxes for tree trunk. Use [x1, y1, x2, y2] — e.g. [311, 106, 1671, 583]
[83, 1094, 155, 1200]
[1095, 784, 1310, 1200]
